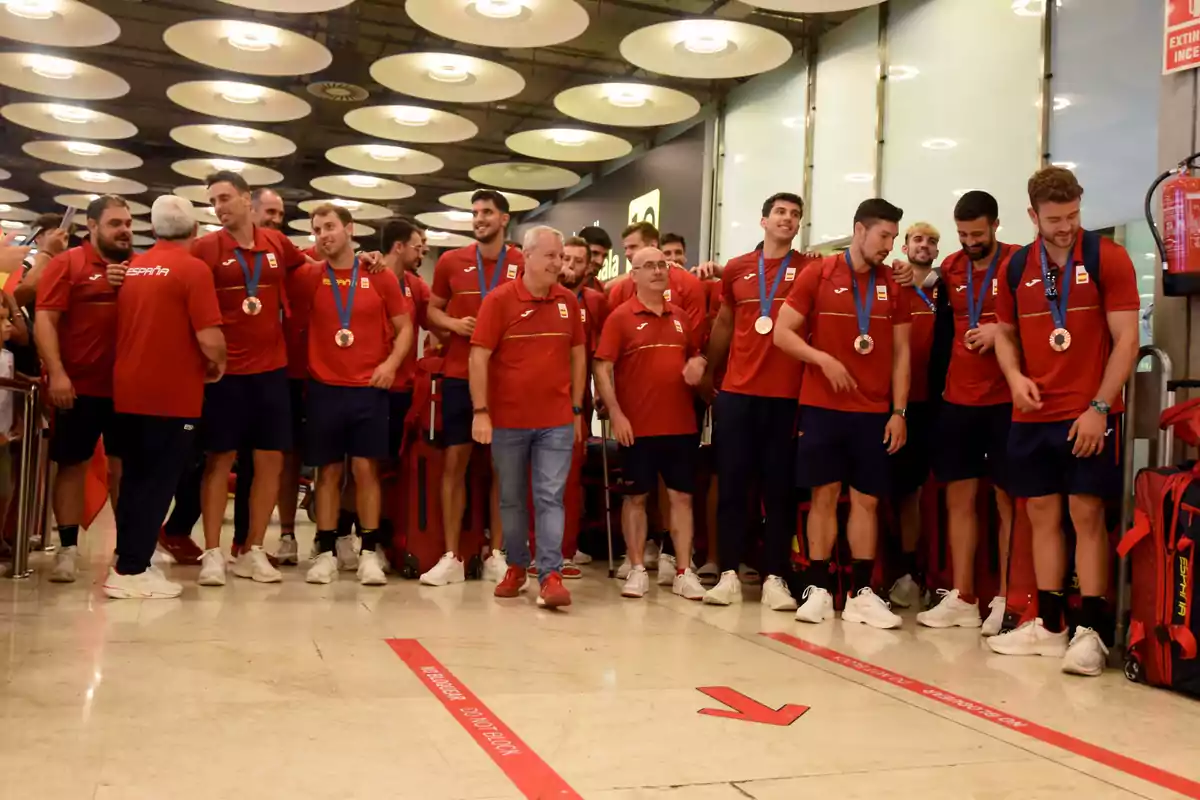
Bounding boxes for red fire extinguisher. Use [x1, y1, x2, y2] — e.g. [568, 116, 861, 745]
[1149, 152, 1200, 296]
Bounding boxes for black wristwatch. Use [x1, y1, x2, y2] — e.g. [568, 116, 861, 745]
[1089, 399, 1111, 416]
[572, 406, 583, 415]
[892, 407, 907, 419]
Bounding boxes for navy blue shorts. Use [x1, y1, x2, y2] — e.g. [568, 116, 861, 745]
[889, 401, 934, 497]
[795, 406, 890, 498]
[51, 395, 125, 465]
[441, 377, 473, 447]
[621, 433, 699, 496]
[305, 381, 389, 466]
[203, 368, 293, 454]
[289, 379, 306, 458]
[1006, 416, 1122, 500]
[388, 390, 413, 458]
[933, 402, 1012, 487]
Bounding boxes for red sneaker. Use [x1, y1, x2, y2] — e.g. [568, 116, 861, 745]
[157, 529, 203, 566]
[561, 562, 583, 580]
[494, 566, 528, 598]
[537, 573, 572, 609]
[526, 564, 538, 577]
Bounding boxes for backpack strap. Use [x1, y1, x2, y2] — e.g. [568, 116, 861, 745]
[1005, 232, 1105, 315]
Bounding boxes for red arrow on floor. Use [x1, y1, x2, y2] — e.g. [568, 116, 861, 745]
[696, 686, 809, 726]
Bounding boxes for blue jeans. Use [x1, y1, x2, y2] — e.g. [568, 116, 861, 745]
[490, 425, 574, 582]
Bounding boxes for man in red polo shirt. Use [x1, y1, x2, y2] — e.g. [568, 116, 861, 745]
[700, 192, 817, 609]
[36, 195, 133, 584]
[290, 204, 412, 586]
[607, 223, 707, 347]
[988, 167, 1140, 676]
[579, 225, 612, 293]
[420, 190, 524, 587]
[774, 198, 911, 630]
[470, 225, 585, 609]
[594, 246, 708, 600]
[382, 217, 431, 458]
[103, 195, 225, 599]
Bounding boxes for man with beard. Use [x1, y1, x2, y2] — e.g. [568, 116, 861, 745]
[36, 195, 133, 583]
[987, 167, 1139, 676]
[579, 226, 612, 292]
[420, 190, 524, 586]
[383, 217, 431, 457]
[775, 198, 911, 629]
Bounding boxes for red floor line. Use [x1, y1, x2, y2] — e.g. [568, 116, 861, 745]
[386, 639, 582, 800]
[762, 632, 1200, 799]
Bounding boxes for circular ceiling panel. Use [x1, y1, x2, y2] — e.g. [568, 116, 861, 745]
[619, 19, 792, 79]
[173, 185, 212, 204]
[0, 0, 121, 47]
[440, 190, 538, 213]
[0, 188, 31, 204]
[171, 158, 283, 185]
[289, 218, 377, 237]
[506, 128, 632, 162]
[22, 140, 142, 170]
[405, 0, 588, 49]
[170, 124, 296, 159]
[215, 0, 355, 10]
[554, 83, 701, 128]
[344, 105, 477, 144]
[41, 170, 146, 195]
[167, 80, 312, 123]
[163, 20, 333, 77]
[288, 234, 314, 248]
[325, 144, 443, 177]
[370, 52, 525, 104]
[55, 194, 150, 215]
[0, 169, 9, 180]
[0, 221, 32, 236]
[0, 206, 38, 222]
[468, 161, 579, 191]
[1, 102, 136, 139]
[70, 212, 149, 232]
[415, 210, 475, 232]
[192, 206, 220, 225]
[739, 0, 883, 10]
[132, 234, 154, 247]
[0, 52, 129, 100]
[310, 175, 415, 201]
[297, 198, 392, 221]
[424, 229, 476, 248]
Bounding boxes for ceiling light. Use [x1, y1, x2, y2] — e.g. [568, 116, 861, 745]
[426, 230, 449, 240]
[606, 84, 650, 109]
[446, 211, 473, 222]
[889, 65, 920, 80]
[1145, 253, 1157, 261]
[680, 21, 730, 55]
[215, 125, 253, 145]
[1011, 0, 1043, 16]
[366, 145, 406, 161]
[209, 158, 244, 172]
[0, 204, 11, 213]
[331, 198, 360, 210]
[844, 173, 873, 183]
[1052, 161, 1077, 170]
[392, 106, 433, 127]
[5, 0, 57, 20]
[307, 234, 315, 242]
[28, 54, 76, 80]
[952, 188, 969, 197]
[550, 129, 589, 147]
[510, 164, 537, 174]
[1053, 95, 1071, 111]
[428, 57, 471, 84]
[921, 138, 957, 150]
[79, 170, 111, 184]
[820, 233, 848, 242]
[219, 82, 265, 105]
[781, 117, 802, 129]
[346, 174, 379, 188]
[226, 22, 278, 52]
[50, 105, 92, 124]
[0, 220, 24, 230]
[65, 141, 102, 157]
[474, 0, 522, 19]
[203, 224, 222, 232]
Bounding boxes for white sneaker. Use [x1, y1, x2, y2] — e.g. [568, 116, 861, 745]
[232, 546, 282, 583]
[738, 563, 760, 584]
[335, 535, 359, 571]
[621, 566, 649, 598]
[888, 573, 921, 609]
[842, 588, 903, 629]
[572, 550, 593, 565]
[357, 549, 387, 586]
[761, 575, 798, 611]
[276, 536, 299, 566]
[482, 551, 508, 582]
[306, 551, 338, 584]
[419, 552, 465, 586]
[1062, 627, 1109, 677]
[985, 618, 1068, 657]
[795, 586, 834, 623]
[981, 596, 1006, 637]
[697, 561, 719, 585]
[916, 589, 982, 629]
[657, 554, 677, 585]
[197, 548, 227, 587]
[644, 540, 660, 567]
[616, 555, 633, 580]
[703, 570, 743, 605]
[49, 546, 78, 583]
[673, 569, 705, 600]
[103, 567, 182, 600]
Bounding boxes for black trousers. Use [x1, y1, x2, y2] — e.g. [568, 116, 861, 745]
[115, 415, 198, 575]
[233, 446, 253, 546]
[163, 431, 204, 537]
[714, 392, 798, 577]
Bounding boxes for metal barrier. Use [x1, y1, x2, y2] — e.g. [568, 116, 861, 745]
[1, 376, 47, 579]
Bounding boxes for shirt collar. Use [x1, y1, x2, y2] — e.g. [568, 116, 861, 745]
[514, 277, 555, 303]
[1035, 233, 1084, 269]
[79, 240, 108, 268]
[630, 295, 668, 317]
[218, 225, 267, 253]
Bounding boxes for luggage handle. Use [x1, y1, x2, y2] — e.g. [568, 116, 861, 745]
[1167, 379, 1200, 390]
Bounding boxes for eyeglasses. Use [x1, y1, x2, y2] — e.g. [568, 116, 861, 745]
[637, 261, 669, 272]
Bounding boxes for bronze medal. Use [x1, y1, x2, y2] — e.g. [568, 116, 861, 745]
[242, 296, 262, 316]
[335, 328, 355, 348]
[854, 334, 874, 355]
[1049, 327, 1071, 352]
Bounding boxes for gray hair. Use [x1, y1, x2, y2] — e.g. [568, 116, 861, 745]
[522, 225, 563, 254]
[151, 194, 197, 241]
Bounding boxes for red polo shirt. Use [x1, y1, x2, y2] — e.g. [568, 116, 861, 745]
[292, 261, 410, 388]
[189, 226, 306, 376]
[36, 242, 117, 398]
[898, 284, 938, 404]
[942, 245, 1020, 407]
[471, 279, 584, 430]
[283, 246, 319, 381]
[787, 255, 911, 414]
[995, 235, 1140, 423]
[607, 266, 707, 344]
[576, 285, 609, 355]
[114, 241, 222, 418]
[431, 243, 524, 380]
[721, 249, 816, 399]
[595, 296, 698, 438]
[393, 269, 431, 393]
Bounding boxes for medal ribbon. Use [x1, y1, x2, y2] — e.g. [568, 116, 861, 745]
[233, 250, 263, 299]
[1038, 240, 1071, 331]
[757, 250, 792, 321]
[913, 285, 934, 312]
[327, 257, 361, 333]
[845, 250, 876, 340]
[966, 246, 1002, 329]
[476, 244, 508, 299]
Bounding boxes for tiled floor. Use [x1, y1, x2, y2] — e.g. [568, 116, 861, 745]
[2, 508, 1199, 800]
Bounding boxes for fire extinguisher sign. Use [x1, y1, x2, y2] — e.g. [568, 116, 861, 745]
[1165, 0, 1200, 75]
